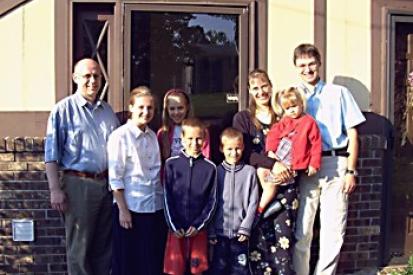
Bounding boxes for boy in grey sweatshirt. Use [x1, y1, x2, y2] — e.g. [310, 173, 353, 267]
[209, 127, 259, 275]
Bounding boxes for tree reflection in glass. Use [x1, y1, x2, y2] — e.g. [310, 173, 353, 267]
[130, 12, 239, 124]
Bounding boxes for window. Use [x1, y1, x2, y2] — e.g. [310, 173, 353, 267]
[130, 11, 239, 123]
[124, 3, 260, 128]
[73, 3, 114, 101]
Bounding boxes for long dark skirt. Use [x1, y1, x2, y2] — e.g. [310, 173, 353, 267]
[112, 205, 168, 275]
[249, 184, 298, 275]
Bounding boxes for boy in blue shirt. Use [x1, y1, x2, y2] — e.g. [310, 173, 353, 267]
[163, 118, 217, 275]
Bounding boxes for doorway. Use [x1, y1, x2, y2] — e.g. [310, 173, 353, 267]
[388, 14, 413, 265]
[72, 1, 266, 162]
[124, 4, 251, 162]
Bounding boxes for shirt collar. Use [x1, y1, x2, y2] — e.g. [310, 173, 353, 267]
[314, 80, 325, 94]
[299, 80, 325, 97]
[74, 91, 103, 109]
[180, 149, 203, 160]
[221, 161, 244, 172]
[126, 119, 149, 139]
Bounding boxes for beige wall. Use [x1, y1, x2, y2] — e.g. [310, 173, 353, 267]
[0, 0, 55, 111]
[267, 0, 314, 91]
[0, 0, 372, 113]
[267, 0, 372, 111]
[326, 0, 371, 111]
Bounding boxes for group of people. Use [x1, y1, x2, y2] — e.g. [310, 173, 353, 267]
[45, 43, 366, 275]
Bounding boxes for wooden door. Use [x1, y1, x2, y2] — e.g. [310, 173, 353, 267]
[389, 24, 413, 265]
[402, 34, 413, 257]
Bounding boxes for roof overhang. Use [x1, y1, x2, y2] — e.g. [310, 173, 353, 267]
[0, 0, 31, 18]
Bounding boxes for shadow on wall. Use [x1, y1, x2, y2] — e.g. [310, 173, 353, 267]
[333, 76, 370, 111]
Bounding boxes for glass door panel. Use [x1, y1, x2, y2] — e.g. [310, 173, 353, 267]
[125, 4, 249, 161]
[130, 11, 239, 122]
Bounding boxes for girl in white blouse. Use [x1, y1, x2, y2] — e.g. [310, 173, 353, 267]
[107, 86, 167, 275]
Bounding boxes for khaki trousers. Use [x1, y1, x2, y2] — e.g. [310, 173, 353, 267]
[62, 174, 112, 275]
[293, 156, 348, 275]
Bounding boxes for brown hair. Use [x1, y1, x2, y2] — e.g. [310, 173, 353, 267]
[273, 87, 306, 115]
[293, 43, 322, 65]
[181, 117, 206, 137]
[129, 86, 152, 104]
[248, 69, 280, 129]
[220, 127, 243, 145]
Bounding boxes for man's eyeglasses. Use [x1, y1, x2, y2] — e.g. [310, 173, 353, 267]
[78, 73, 102, 80]
[296, 62, 318, 70]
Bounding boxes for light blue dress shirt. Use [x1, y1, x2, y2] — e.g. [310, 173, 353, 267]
[107, 120, 164, 213]
[299, 80, 366, 151]
[45, 92, 119, 172]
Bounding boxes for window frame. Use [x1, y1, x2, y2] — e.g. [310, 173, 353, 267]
[124, 3, 250, 112]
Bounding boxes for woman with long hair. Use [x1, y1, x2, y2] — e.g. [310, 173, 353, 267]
[233, 69, 297, 275]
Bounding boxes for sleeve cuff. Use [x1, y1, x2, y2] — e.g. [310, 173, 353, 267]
[109, 179, 125, 190]
[238, 227, 250, 237]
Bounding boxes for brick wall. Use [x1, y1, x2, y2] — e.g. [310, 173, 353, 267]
[0, 137, 66, 275]
[0, 135, 388, 274]
[338, 135, 388, 273]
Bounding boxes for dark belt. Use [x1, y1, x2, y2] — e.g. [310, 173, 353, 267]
[64, 169, 108, 180]
[322, 148, 349, 157]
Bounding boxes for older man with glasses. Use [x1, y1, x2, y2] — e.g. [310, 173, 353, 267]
[45, 58, 119, 275]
